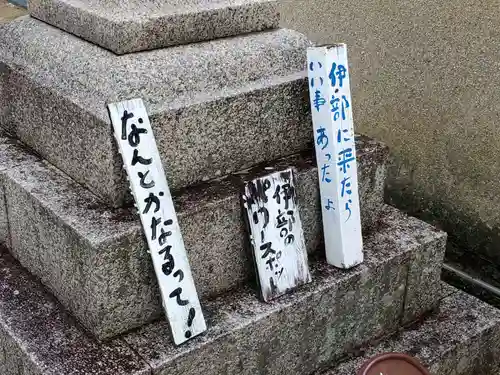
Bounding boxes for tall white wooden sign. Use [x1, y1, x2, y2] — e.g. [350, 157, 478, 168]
[307, 44, 364, 269]
[242, 168, 311, 302]
[107, 98, 206, 346]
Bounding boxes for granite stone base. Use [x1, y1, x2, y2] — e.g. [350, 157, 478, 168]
[0, 17, 313, 206]
[402, 225, 446, 323]
[121, 207, 446, 375]
[0, 138, 38, 247]
[0, 246, 149, 375]
[30, 0, 279, 54]
[0, 210, 447, 375]
[386, 169, 500, 301]
[0, 134, 393, 339]
[326, 287, 500, 375]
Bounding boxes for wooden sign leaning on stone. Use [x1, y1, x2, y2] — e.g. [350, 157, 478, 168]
[307, 44, 364, 269]
[107, 98, 206, 346]
[242, 168, 311, 302]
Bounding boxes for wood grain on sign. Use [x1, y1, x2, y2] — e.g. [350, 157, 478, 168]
[307, 44, 364, 269]
[242, 168, 311, 302]
[107, 98, 206, 346]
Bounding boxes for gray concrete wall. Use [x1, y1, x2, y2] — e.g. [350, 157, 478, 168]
[279, 0, 500, 266]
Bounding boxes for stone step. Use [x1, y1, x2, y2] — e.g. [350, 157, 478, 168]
[0, 209, 445, 375]
[0, 245, 149, 375]
[323, 286, 500, 375]
[0, 134, 396, 339]
[29, 0, 280, 54]
[121, 204, 445, 375]
[0, 17, 313, 207]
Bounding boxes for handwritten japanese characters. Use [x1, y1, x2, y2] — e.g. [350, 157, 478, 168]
[107, 98, 206, 346]
[307, 44, 364, 269]
[242, 169, 311, 302]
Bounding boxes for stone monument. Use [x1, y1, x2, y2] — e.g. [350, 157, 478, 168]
[0, 1, 499, 374]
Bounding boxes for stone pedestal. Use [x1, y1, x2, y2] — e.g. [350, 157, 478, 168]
[0, 1, 485, 375]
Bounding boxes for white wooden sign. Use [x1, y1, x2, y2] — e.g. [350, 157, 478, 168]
[242, 168, 311, 302]
[307, 44, 364, 269]
[107, 98, 206, 346]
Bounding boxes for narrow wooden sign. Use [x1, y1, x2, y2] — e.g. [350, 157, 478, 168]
[307, 44, 364, 269]
[242, 168, 311, 302]
[107, 98, 206, 346]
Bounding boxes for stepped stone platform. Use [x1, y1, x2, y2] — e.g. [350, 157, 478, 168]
[0, 246, 149, 375]
[121, 206, 445, 375]
[29, 0, 279, 54]
[324, 286, 500, 375]
[0, 134, 413, 339]
[0, 3, 492, 374]
[0, 242, 494, 375]
[0, 215, 447, 375]
[0, 17, 312, 207]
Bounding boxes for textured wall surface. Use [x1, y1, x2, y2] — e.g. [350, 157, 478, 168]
[280, 0, 500, 264]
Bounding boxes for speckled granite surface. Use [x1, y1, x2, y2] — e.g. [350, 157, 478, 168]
[0, 208, 446, 375]
[122, 204, 446, 375]
[0, 246, 150, 375]
[402, 222, 447, 323]
[0, 226, 494, 375]
[324, 288, 500, 375]
[1, 235, 495, 375]
[30, 0, 279, 54]
[0, 17, 313, 207]
[0, 135, 452, 374]
[0, 137, 39, 247]
[0, 134, 392, 339]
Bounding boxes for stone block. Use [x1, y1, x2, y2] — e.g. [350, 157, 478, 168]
[329, 288, 500, 375]
[0, 137, 38, 247]
[0, 134, 390, 339]
[0, 246, 150, 375]
[402, 217, 447, 323]
[122, 206, 445, 375]
[0, 17, 313, 207]
[438, 280, 458, 299]
[0, 211, 449, 375]
[3, 157, 151, 340]
[29, 0, 280, 54]
[0, 62, 9, 129]
[0, 191, 6, 247]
